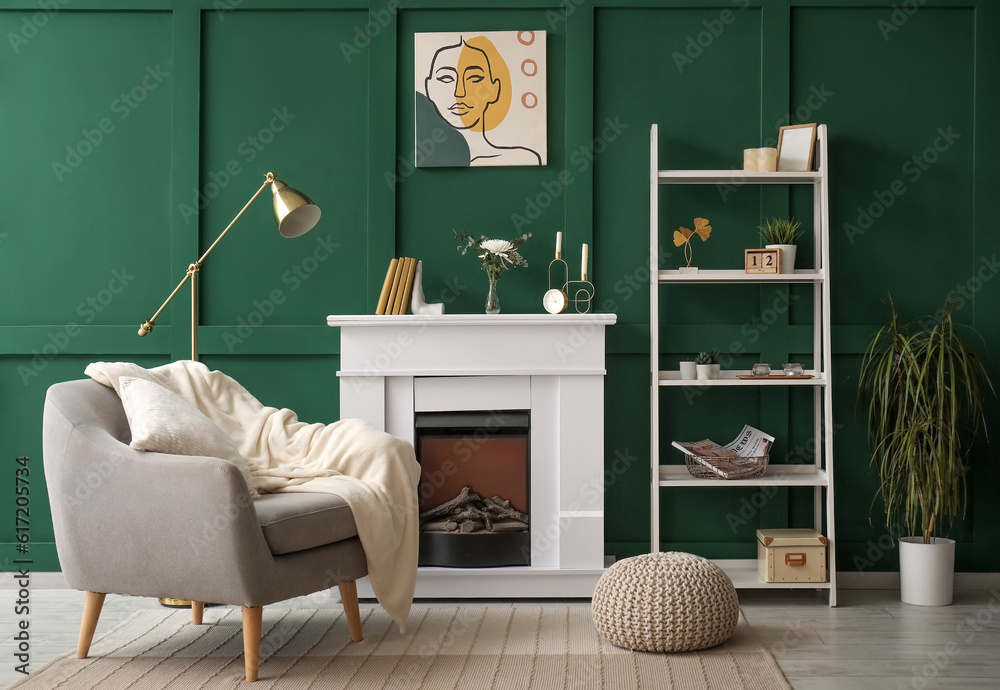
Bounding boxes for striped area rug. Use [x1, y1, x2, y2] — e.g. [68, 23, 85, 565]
[9, 606, 790, 689]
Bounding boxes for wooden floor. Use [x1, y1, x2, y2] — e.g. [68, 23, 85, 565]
[1, 585, 998, 688]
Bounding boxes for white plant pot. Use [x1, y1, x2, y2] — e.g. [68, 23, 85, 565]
[679, 361, 698, 380]
[696, 364, 720, 380]
[899, 536, 955, 606]
[766, 244, 796, 274]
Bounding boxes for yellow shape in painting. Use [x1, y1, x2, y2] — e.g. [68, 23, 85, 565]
[459, 36, 511, 132]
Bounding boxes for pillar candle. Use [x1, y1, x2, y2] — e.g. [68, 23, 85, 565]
[581, 243, 589, 279]
[743, 149, 758, 172]
[757, 147, 778, 172]
[555, 231, 563, 258]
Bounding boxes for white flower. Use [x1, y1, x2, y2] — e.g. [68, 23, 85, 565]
[479, 239, 514, 264]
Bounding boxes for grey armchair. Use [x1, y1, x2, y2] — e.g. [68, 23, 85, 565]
[42, 379, 368, 682]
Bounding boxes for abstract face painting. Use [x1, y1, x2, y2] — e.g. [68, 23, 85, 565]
[415, 31, 546, 167]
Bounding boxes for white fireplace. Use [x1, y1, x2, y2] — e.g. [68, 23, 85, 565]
[326, 313, 616, 597]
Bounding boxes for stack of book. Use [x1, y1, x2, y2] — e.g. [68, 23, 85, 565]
[376, 257, 419, 315]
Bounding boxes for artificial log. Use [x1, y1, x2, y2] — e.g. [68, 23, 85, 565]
[483, 496, 529, 525]
[420, 486, 530, 534]
[419, 486, 481, 522]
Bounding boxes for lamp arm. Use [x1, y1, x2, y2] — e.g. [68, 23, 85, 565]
[138, 266, 195, 336]
[136, 173, 276, 338]
[195, 172, 274, 267]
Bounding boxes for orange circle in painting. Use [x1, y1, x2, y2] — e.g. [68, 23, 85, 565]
[521, 59, 537, 77]
[460, 36, 511, 132]
[521, 92, 538, 109]
[518, 31, 535, 46]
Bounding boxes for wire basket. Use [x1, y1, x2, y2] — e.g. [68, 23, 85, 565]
[684, 451, 769, 480]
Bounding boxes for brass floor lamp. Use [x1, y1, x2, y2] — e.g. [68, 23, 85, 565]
[138, 171, 321, 609]
[138, 171, 321, 359]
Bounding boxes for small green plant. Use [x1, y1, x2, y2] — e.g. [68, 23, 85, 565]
[695, 349, 720, 365]
[758, 217, 803, 245]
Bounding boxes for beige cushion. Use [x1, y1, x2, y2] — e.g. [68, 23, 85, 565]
[118, 376, 258, 498]
[254, 493, 358, 555]
[592, 552, 739, 652]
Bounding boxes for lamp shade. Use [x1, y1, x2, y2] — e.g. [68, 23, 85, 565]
[271, 177, 321, 238]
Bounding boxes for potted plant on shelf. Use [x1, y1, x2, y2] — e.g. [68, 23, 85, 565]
[858, 298, 993, 606]
[695, 349, 721, 380]
[758, 217, 802, 274]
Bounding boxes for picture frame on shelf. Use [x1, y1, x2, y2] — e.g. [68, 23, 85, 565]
[776, 123, 817, 172]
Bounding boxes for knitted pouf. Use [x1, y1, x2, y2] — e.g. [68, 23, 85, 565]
[591, 552, 739, 652]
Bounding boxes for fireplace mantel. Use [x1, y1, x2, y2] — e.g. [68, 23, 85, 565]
[327, 312, 616, 597]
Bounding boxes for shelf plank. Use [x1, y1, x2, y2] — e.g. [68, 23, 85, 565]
[714, 561, 832, 589]
[657, 269, 824, 283]
[656, 170, 821, 184]
[658, 371, 827, 386]
[657, 465, 829, 487]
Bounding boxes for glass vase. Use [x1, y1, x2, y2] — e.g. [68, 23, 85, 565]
[485, 274, 500, 315]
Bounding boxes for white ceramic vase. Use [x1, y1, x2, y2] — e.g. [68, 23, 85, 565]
[696, 364, 720, 380]
[679, 361, 697, 380]
[899, 536, 955, 606]
[766, 244, 797, 274]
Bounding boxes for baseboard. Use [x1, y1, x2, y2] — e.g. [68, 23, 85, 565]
[837, 571, 1000, 590]
[4, 571, 69, 588]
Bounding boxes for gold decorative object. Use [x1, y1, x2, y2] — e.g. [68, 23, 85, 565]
[544, 232, 569, 313]
[673, 217, 712, 269]
[138, 172, 320, 360]
[545, 234, 593, 314]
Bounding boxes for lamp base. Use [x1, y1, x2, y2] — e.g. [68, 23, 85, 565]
[158, 598, 193, 608]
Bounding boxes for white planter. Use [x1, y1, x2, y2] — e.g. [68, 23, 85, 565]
[679, 361, 697, 380]
[696, 364, 720, 380]
[766, 244, 796, 274]
[899, 537, 955, 606]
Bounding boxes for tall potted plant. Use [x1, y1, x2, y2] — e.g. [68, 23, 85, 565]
[758, 217, 802, 274]
[858, 298, 992, 605]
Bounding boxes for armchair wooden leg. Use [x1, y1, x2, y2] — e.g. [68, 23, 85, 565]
[242, 606, 263, 682]
[76, 592, 106, 659]
[338, 581, 363, 643]
[191, 602, 205, 625]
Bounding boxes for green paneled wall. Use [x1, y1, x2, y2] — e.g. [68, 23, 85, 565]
[199, 9, 369, 328]
[2, 0, 998, 576]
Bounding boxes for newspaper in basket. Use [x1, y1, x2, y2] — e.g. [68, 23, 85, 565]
[672, 425, 774, 480]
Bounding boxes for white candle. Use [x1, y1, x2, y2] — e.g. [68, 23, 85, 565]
[581, 243, 589, 279]
[743, 149, 758, 172]
[555, 231, 563, 258]
[757, 147, 777, 172]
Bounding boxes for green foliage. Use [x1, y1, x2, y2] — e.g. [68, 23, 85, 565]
[858, 298, 993, 544]
[695, 349, 720, 365]
[758, 217, 803, 245]
[455, 230, 531, 281]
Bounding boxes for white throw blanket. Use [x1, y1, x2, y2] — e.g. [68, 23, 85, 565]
[85, 360, 420, 631]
